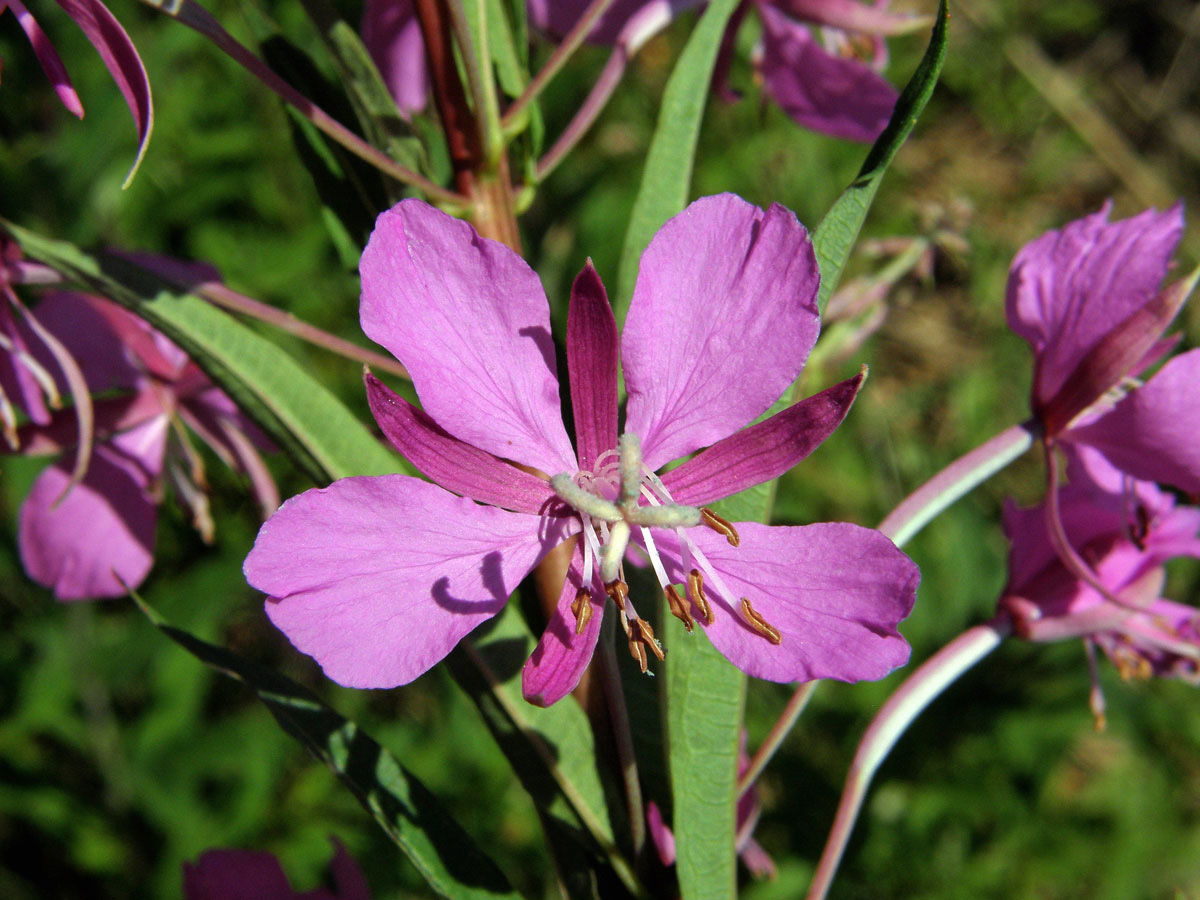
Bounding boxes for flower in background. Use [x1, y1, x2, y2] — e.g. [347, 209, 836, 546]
[1000, 203, 1200, 714]
[245, 194, 918, 706]
[184, 840, 370, 900]
[528, 0, 927, 142]
[360, 0, 921, 142]
[1000, 448, 1200, 691]
[1006, 202, 1200, 496]
[1, 0, 153, 183]
[361, 0, 428, 119]
[1, 238, 62, 447]
[12, 288, 277, 600]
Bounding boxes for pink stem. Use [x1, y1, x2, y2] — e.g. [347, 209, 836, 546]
[805, 617, 1012, 900]
[136, 0, 465, 207]
[878, 420, 1039, 546]
[534, 1, 676, 181]
[503, 0, 621, 128]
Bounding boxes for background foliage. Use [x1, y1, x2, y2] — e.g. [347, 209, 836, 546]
[1, 0, 1198, 897]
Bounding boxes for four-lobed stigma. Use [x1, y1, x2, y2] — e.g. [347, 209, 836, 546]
[550, 433, 782, 672]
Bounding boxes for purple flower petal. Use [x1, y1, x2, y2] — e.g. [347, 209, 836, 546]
[646, 801, 676, 866]
[8, 0, 85, 117]
[1066, 348, 1200, 495]
[183, 843, 365, 900]
[19, 416, 165, 600]
[1037, 269, 1194, 436]
[775, 0, 929, 35]
[327, 839, 373, 900]
[521, 541, 605, 706]
[622, 194, 821, 470]
[757, 5, 897, 143]
[246, 476, 573, 688]
[526, 0, 692, 44]
[360, 200, 576, 476]
[566, 261, 619, 472]
[52, 0, 153, 186]
[26, 291, 148, 391]
[660, 369, 864, 506]
[361, 0, 428, 117]
[364, 370, 556, 514]
[660, 523, 917, 683]
[183, 850, 299, 900]
[1005, 203, 1184, 409]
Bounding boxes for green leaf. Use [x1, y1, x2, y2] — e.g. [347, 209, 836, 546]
[811, 0, 950, 311]
[615, 0, 741, 322]
[326, 20, 430, 173]
[446, 603, 645, 898]
[0, 221, 400, 484]
[136, 601, 521, 900]
[664, 618, 746, 900]
[486, 0, 530, 101]
[608, 5, 746, 887]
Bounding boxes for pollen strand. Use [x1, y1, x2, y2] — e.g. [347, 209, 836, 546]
[700, 508, 740, 546]
[665, 584, 695, 632]
[740, 597, 782, 645]
[570, 588, 593, 635]
[687, 569, 715, 625]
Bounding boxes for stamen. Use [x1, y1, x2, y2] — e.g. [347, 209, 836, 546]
[0, 387, 17, 449]
[606, 580, 632, 637]
[550, 474, 622, 522]
[1084, 640, 1107, 732]
[628, 638, 648, 673]
[601, 520, 631, 583]
[638, 525, 673, 590]
[1129, 504, 1151, 551]
[687, 569, 714, 625]
[666, 584, 695, 632]
[0, 331, 63, 410]
[571, 588, 593, 635]
[741, 598, 782, 645]
[633, 618, 665, 662]
[700, 508, 740, 546]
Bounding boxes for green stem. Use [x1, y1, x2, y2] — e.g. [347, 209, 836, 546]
[502, 0, 621, 129]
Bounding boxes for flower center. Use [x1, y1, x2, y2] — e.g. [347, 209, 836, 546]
[550, 432, 782, 672]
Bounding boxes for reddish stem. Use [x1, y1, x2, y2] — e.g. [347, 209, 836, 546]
[414, 0, 483, 197]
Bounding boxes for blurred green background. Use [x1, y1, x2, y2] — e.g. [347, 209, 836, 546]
[2, 0, 1198, 897]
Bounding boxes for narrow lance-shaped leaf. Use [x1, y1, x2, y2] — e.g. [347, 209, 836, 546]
[615, 0, 741, 323]
[811, 0, 949, 312]
[0, 220, 400, 484]
[134, 599, 521, 900]
[664, 616, 746, 900]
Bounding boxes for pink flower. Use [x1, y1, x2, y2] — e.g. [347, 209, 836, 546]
[361, 0, 428, 119]
[1006, 202, 1200, 496]
[245, 194, 918, 706]
[184, 841, 370, 900]
[1, 0, 153, 182]
[528, 0, 924, 142]
[1000, 448, 1200, 684]
[13, 290, 277, 600]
